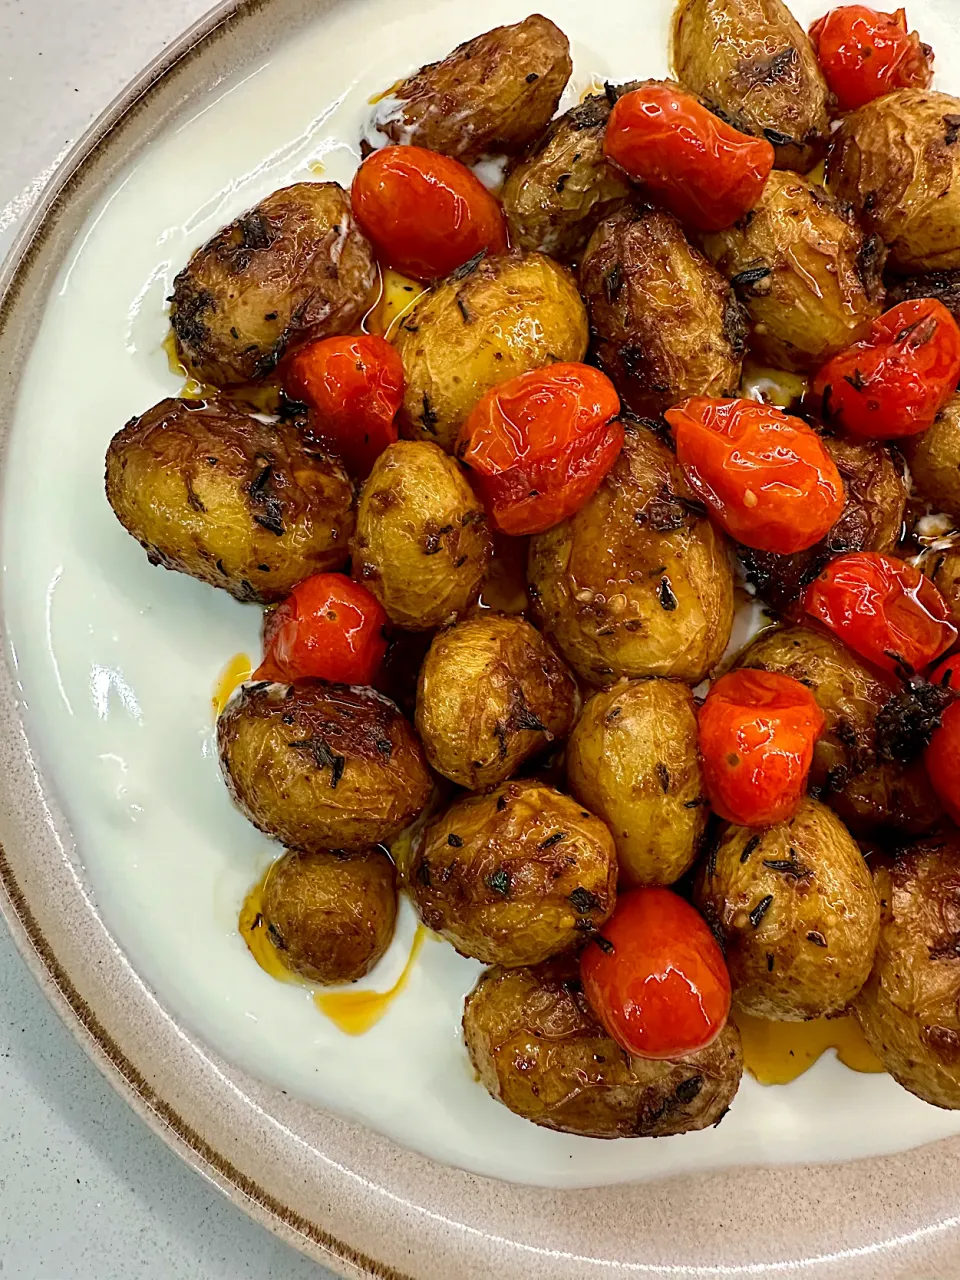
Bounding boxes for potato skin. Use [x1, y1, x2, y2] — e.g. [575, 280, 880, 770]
[394, 251, 588, 452]
[827, 90, 960, 274]
[415, 614, 577, 791]
[374, 15, 572, 162]
[463, 956, 743, 1137]
[904, 392, 960, 521]
[672, 0, 830, 174]
[352, 441, 491, 629]
[411, 780, 616, 966]
[218, 681, 432, 852]
[105, 398, 354, 604]
[696, 797, 879, 1020]
[930, 546, 960, 629]
[886, 268, 960, 325]
[528, 424, 735, 686]
[260, 848, 397, 984]
[170, 183, 376, 388]
[579, 208, 745, 417]
[704, 170, 885, 371]
[566, 679, 706, 887]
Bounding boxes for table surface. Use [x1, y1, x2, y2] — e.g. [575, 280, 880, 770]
[0, 2, 335, 1275]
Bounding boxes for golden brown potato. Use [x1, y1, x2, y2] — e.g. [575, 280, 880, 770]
[672, 0, 830, 173]
[904, 392, 960, 520]
[258, 848, 397, 984]
[352, 441, 491, 629]
[394, 250, 588, 452]
[528, 423, 735, 686]
[463, 956, 743, 1136]
[372, 15, 572, 161]
[827, 90, 960, 274]
[696, 797, 879, 1020]
[704, 170, 885, 371]
[930, 546, 960, 629]
[170, 183, 376, 389]
[218, 681, 432, 852]
[828, 760, 943, 839]
[105, 398, 354, 604]
[566, 679, 706, 887]
[415, 614, 577, 791]
[411, 780, 616, 965]
[578, 207, 745, 416]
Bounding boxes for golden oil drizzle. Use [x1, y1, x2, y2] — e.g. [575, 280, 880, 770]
[368, 79, 403, 106]
[807, 160, 827, 186]
[212, 653, 252, 719]
[363, 267, 428, 340]
[238, 876, 298, 985]
[477, 533, 530, 615]
[162, 328, 284, 414]
[740, 361, 809, 410]
[308, 158, 326, 176]
[734, 1009, 884, 1085]
[315, 926, 428, 1035]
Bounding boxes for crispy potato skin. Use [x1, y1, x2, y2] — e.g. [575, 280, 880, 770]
[671, 0, 830, 173]
[463, 956, 743, 1136]
[579, 208, 745, 417]
[704, 170, 885, 371]
[930, 547, 960, 629]
[352, 441, 491, 629]
[528, 424, 735, 686]
[566, 679, 707, 887]
[170, 183, 376, 388]
[218, 681, 432, 852]
[411, 780, 616, 966]
[394, 251, 588, 452]
[260, 848, 397, 984]
[827, 90, 960, 274]
[374, 15, 572, 161]
[904, 392, 960, 521]
[696, 797, 879, 1020]
[415, 614, 577, 791]
[105, 398, 354, 604]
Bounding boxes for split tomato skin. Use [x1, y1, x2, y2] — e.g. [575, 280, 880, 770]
[809, 6, 934, 111]
[255, 573, 388, 686]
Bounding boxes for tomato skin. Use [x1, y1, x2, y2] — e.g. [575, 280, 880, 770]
[664, 396, 845, 554]
[255, 574, 388, 686]
[603, 86, 774, 233]
[351, 146, 508, 281]
[580, 888, 731, 1060]
[804, 551, 958, 676]
[809, 6, 933, 111]
[925, 656, 960, 824]
[811, 299, 960, 440]
[456, 363, 623, 536]
[698, 670, 826, 827]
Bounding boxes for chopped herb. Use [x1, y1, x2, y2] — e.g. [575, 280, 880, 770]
[749, 894, 774, 927]
[290, 737, 346, 788]
[420, 393, 439, 434]
[763, 127, 794, 146]
[762, 852, 811, 879]
[526, 71, 540, 83]
[656, 762, 670, 793]
[486, 867, 511, 897]
[604, 262, 624, 304]
[266, 921, 287, 951]
[674, 1075, 703, 1104]
[730, 265, 770, 292]
[538, 831, 567, 850]
[658, 577, 679, 611]
[569, 886, 600, 915]
[457, 296, 472, 323]
[766, 952, 775, 971]
[806, 930, 827, 947]
[416, 860, 431, 887]
[555, 173, 571, 194]
[447, 833, 464, 848]
[592, 933, 615, 955]
[844, 367, 867, 393]
[496, 794, 508, 812]
[375, 738, 393, 758]
[252, 912, 263, 930]
[740, 834, 761, 864]
[450, 249, 486, 281]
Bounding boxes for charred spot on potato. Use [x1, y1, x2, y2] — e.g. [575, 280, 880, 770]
[875, 681, 952, 764]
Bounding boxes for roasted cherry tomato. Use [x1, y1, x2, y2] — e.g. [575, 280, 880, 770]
[664, 396, 845, 554]
[809, 6, 933, 111]
[811, 299, 960, 440]
[456, 363, 623, 536]
[580, 887, 731, 1060]
[925, 655, 960, 825]
[804, 551, 958, 676]
[285, 334, 404, 478]
[603, 85, 774, 234]
[351, 145, 508, 281]
[698, 670, 826, 827]
[255, 573, 388, 685]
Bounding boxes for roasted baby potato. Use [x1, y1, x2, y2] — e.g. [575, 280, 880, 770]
[105, 398, 354, 604]
[463, 956, 742, 1137]
[411, 780, 616, 966]
[671, 0, 830, 174]
[170, 183, 376, 389]
[394, 250, 589, 452]
[566, 679, 707, 887]
[929, 547, 960, 629]
[372, 14, 572, 162]
[827, 90, 960, 274]
[696, 797, 879, 1020]
[218, 681, 432, 852]
[578, 207, 745, 416]
[886, 268, 960, 324]
[704, 169, 885, 371]
[528, 422, 735, 686]
[904, 392, 960, 520]
[415, 614, 577, 791]
[352, 441, 491, 629]
[259, 847, 397, 984]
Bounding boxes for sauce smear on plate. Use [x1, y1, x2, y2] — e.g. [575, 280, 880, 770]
[735, 1009, 884, 1084]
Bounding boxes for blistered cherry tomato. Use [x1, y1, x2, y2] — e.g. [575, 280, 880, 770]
[603, 85, 774, 233]
[925, 655, 960, 824]
[804, 551, 957, 676]
[255, 573, 388, 685]
[664, 396, 845, 554]
[580, 887, 731, 1060]
[285, 334, 404, 478]
[811, 299, 960, 440]
[698, 670, 826, 827]
[351, 145, 508, 281]
[456, 363, 623, 536]
[809, 6, 933, 111]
